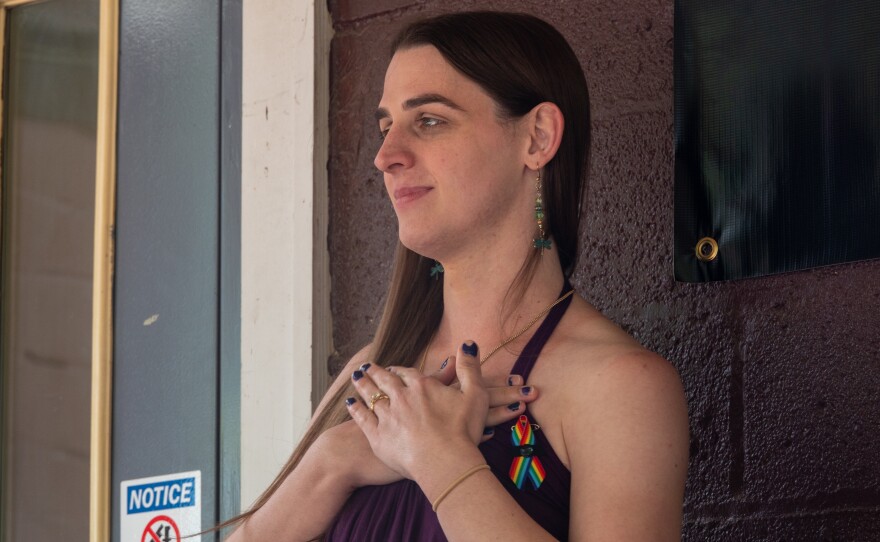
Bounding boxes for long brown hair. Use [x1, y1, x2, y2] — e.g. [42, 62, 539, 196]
[216, 11, 590, 538]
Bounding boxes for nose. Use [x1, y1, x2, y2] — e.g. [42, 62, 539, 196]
[374, 126, 413, 173]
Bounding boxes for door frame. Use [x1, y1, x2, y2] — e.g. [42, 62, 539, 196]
[90, 1, 119, 540]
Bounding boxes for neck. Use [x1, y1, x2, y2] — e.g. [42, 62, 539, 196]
[432, 242, 566, 372]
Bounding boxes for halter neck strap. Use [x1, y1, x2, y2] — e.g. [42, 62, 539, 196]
[509, 279, 574, 381]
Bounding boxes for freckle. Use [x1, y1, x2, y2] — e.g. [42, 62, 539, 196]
[265, 106, 269, 120]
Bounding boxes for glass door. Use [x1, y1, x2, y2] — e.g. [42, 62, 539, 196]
[0, 0, 104, 540]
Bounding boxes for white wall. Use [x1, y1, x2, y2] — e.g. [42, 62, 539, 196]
[240, 0, 332, 509]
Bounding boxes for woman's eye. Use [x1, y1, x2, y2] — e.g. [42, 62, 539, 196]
[419, 117, 443, 129]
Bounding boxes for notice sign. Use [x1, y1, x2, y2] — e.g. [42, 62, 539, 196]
[121, 470, 201, 542]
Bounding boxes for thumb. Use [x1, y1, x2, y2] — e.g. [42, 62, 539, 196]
[456, 341, 483, 392]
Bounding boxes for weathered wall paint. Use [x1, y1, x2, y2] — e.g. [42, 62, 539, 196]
[326, 1, 880, 538]
[241, 0, 327, 508]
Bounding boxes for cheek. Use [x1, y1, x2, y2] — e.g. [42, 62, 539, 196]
[383, 173, 392, 197]
[435, 127, 521, 195]
[448, 141, 498, 179]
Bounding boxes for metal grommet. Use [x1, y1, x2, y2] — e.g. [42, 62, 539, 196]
[695, 237, 719, 262]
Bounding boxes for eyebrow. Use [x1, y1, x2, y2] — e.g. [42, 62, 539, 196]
[374, 93, 464, 121]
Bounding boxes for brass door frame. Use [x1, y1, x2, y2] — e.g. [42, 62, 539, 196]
[0, 1, 118, 540]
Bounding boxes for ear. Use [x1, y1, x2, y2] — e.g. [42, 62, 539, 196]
[523, 102, 564, 170]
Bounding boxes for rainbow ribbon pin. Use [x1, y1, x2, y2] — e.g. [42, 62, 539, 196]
[509, 414, 546, 490]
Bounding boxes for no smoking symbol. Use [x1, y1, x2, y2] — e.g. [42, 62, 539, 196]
[142, 515, 181, 542]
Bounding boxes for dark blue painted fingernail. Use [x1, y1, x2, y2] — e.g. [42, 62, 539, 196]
[440, 357, 449, 370]
[507, 402, 520, 411]
[462, 341, 478, 357]
[345, 397, 357, 407]
[521, 386, 532, 396]
[508, 376, 515, 386]
[352, 370, 364, 381]
[360, 363, 371, 372]
[483, 427, 495, 435]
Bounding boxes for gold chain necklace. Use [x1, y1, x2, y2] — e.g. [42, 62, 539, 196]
[418, 288, 574, 372]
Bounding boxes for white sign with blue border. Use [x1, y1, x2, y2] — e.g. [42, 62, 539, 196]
[121, 470, 201, 542]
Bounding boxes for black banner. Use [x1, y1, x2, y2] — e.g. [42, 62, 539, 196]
[674, 0, 880, 282]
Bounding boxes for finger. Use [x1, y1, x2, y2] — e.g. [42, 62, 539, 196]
[351, 368, 393, 413]
[485, 400, 526, 427]
[371, 364, 419, 389]
[456, 341, 484, 392]
[433, 355, 457, 385]
[479, 426, 496, 443]
[486, 384, 537, 408]
[345, 396, 378, 437]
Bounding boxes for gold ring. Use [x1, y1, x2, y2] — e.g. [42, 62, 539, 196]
[368, 393, 390, 412]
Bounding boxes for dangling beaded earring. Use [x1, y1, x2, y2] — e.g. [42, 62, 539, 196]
[533, 169, 551, 251]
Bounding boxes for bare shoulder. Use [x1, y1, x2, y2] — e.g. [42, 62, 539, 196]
[311, 344, 374, 420]
[345, 344, 373, 371]
[572, 347, 688, 445]
[332, 345, 373, 389]
[544, 297, 688, 540]
[547, 296, 685, 418]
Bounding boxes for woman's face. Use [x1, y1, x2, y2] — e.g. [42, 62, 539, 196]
[375, 46, 533, 260]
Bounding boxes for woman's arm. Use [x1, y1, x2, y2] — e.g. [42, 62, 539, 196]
[567, 351, 689, 541]
[227, 420, 398, 540]
[224, 349, 400, 541]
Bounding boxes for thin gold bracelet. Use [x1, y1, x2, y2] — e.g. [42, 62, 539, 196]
[431, 464, 491, 512]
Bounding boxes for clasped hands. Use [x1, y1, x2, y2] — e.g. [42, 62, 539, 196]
[319, 341, 537, 492]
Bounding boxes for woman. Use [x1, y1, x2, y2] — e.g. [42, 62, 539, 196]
[226, 11, 688, 541]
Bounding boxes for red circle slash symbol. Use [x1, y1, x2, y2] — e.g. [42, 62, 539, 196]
[142, 515, 181, 542]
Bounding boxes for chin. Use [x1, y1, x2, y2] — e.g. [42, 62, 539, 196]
[396, 226, 444, 260]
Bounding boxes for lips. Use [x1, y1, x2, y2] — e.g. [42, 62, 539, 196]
[393, 186, 432, 205]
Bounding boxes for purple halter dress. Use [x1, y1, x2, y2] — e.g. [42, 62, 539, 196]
[325, 285, 574, 541]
